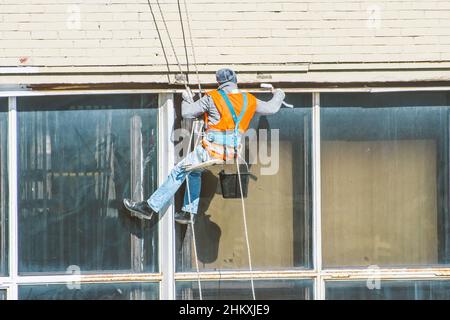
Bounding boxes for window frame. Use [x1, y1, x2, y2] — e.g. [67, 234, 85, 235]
[320, 100, 450, 269]
[17, 281, 161, 300]
[0, 88, 450, 300]
[175, 92, 314, 274]
[0, 98, 9, 278]
[324, 277, 450, 300]
[0, 286, 8, 300]
[175, 278, 316, 300]
[0, 93, 165, 300]
[317, 89, 450, 299]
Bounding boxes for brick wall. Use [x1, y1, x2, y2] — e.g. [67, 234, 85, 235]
[1, 0, 450, 85]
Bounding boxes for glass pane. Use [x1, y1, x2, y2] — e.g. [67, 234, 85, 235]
[176, 93, 313, 271]
[18, 95, 159, 274]
[19, 282, 158, 300]
[326, 280, 450, 300]
[321, 92, 450, 267]
[177, 279, 314, 300]
[0, 289, 6, 300]
[0, 98, 8, 276]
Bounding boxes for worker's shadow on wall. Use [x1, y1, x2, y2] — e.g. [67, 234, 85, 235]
[187, 116, 272, 264]
[175, 170, 221, 265]
[119, 205, 160, 237]
[193, 170, 222, 264]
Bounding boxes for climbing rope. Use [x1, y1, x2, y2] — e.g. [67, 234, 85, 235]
[177, 0, 190, 84]
[235, 159, 256, 300]
[146, 0, 171, 83]
[154, 0, 184, 78]
[148, 0, 191, 92]
[176, 0, 204, 300]
[146, 0, 203, 300]
[182, 0, 202, 96]
[185, 121, 203, 300]
[146, 0, 255, 301]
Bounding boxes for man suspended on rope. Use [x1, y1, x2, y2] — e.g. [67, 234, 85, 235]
[123, 68, 286, 224]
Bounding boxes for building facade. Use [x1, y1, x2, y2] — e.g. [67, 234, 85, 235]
[1, 0, 450, 300]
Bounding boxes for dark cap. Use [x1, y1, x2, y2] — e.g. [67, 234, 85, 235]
[216, 68, 237, 84]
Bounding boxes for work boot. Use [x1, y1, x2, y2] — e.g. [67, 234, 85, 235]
[175, 211, 193, 225]
[123, 199, 155, 220]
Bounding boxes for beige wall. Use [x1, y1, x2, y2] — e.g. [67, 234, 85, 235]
[194, 142, 295, 270]
[1, 1, 450, 85]
[322, 140, 438, 267]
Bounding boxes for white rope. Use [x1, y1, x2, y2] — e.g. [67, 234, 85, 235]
[145, 0, 171, 83]
[155, 0, 184, 76]
[185, 122, 203, 300]
[152, 0, 254, 301]
[193, 120, 204, 147]
[154, 0, 205, 299]
[182, 0, 202, 96]
[235, 156, 256, 300]
[148, 0, 204, 300]
[153, 0, 194, 94]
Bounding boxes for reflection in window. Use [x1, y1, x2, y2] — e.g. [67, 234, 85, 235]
[0, 289, 6, 300]
[326, 280, 450, 300]
[321, 92, 450, 267]
[18, 95, 159, 274]
[176, 94, 313, 271]
[19, 282, 158, 300]
[0, 98, 8, 276]
[177, 279, 313, 300]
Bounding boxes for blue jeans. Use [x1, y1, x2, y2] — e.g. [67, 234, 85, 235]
[147, 145, 212, 215]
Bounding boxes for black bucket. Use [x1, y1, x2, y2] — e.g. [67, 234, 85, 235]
[219, 170, 250, 199]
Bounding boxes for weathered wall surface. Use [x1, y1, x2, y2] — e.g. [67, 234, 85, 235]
[1, 0, 450, 86]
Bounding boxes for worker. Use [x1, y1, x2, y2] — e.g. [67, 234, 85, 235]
[123, 68, 286, 224]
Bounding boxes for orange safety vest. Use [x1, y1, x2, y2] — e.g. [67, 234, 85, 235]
[202, 89, 257, 160]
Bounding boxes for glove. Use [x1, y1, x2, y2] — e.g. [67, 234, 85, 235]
[273, 88, 286, 101]
[182, 89, 194, 103]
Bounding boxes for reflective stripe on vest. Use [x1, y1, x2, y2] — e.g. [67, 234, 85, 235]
[205, 130, 241, 147]
[202, 139, 238, 161]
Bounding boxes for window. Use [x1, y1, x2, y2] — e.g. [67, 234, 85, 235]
[321, 92, 450, 268]
[2, 90, 450, 300]
[176, 94, 313, 272]
[326, 280, 450, 300]
[0, 98, 7, 276]
[18, 282, 158, 300]
[176, 279, 314, 300]
[17, 95, 159, 274]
